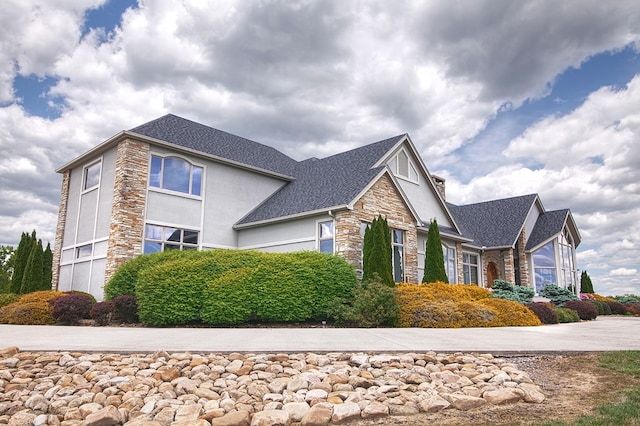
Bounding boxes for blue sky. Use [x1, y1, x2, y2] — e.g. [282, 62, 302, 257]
[1, 1, 639, 296]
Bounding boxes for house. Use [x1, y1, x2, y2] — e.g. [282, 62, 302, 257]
[52, 114, 582, 300]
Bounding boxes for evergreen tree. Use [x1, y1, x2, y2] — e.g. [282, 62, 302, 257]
[20, 239, 44, 294]
[422, 218, 448, 283]
[10, 232, 32, 293]
[362, 216, 394, 286]
[43, 242, 53, 290]
[0, 245, 15, 293]
[580, 270, 594, 294]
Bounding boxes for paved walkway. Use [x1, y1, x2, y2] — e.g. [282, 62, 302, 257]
[2, 317, 639, 354]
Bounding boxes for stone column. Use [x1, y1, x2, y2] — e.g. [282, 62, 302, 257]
[104, 139, 150, 284]
[51, 170, 71, 290]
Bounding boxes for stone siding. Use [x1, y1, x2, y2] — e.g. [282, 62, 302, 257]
[516, 228, 531, 288]
[334, 173, 418, 283]
[483, 249, 515, 286]
[51, 170, 71, 290]
[104, 139, 150, 284]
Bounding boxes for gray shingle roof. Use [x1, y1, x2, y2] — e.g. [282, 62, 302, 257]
[130, 114, 298, 176]
[526, 209, 569, 250]
[447, 194, 538, 248]
[237, 135, 406, 225]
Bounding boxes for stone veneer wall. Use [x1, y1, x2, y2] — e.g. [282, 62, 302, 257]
[334, 173, 418, 283]
[516, 229, 531, 287]
[51, 170, 71, 290]
[104, 139, 150, 284]
[483, 249, 514, 286]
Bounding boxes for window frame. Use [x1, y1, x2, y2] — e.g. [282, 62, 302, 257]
[82, 161, 101, 192]
[392, 149, 419, 184]
[462, 252, 479, 285]
[391, 228, 405, 283]
[442, 243, 456, 283]
[318, 220, 335, 254]
[76, 244, 93, 259]
[143, 224, 200, 254]
[149, 155, 204, 197]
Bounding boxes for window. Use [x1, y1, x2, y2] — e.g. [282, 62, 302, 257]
[442, 244, 456, 282]
[533, 241, 556, 293]
[83, 161, 101, 190]
[319, 221, 334, 254]
[76, 244, 92, 259]
[559, 230, 575, 290]
[392, 229, 405, 282]
[149, 155, 203, 196]
[393, 150, 418, 182]
[144, 224, 199, 253]
[462, 253, 479, 284]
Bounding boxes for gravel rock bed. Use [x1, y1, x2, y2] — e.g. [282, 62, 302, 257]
[0, 346, 544, 425]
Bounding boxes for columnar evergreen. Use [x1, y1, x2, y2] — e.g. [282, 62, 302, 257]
[43, 242, 53, 290]
[422, 218, 449, 283]
[21, 239, 44, 294]
[580, 270, 594, 294]
[10, 232, 33, 293]
[8, 230, 52, 294]
[362, 215, 394, 286]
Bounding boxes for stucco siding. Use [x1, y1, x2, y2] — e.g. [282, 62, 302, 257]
[397, 179, 454, 228]
[62, 168, 81, 247]
[95, 148, 117, 238]
[237, 215, 324, 250]
[146, 191, 202, 228]
[76, 189, 98, 243]
[203, 162, 287, 247]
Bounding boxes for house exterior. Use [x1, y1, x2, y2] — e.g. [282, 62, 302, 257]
[53, 114, 582, 300]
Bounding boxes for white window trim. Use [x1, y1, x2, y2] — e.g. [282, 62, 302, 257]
[317, 219, 335, 254]
[148, 154, 204, 199]
[81, 159, 102, 193]
[462, 251, 480, 285]
[392, 148, 419, 185]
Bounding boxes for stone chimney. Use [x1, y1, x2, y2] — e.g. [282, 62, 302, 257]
[432, 175, 446, 200]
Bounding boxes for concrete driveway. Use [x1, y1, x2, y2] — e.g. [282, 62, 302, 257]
[1, 316, 639, 354]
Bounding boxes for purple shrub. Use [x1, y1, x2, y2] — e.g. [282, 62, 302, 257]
[606, 301, 627, 315]
[112, 294, 139, 323]
[564, 300, 598, 321]
[51, 293, 93, 324]
[525, 302, 559, 324]
[90, 301, 114, 326]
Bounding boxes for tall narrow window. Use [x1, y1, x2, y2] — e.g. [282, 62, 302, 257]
[392, 229, 405, 282]
[149, 155, 203, 196]
[462, 253, 479, 284]
[319, 221, 334, 254]
[559, 230, 575, 290]
[83, 161, 101, 190]
[533, 241, 556, 293]
[442, 244, 456, 282]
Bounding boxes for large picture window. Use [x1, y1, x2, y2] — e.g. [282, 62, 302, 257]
[150, 155, 203, 196]
[533, 241, 556, 293]
[392, 229, 405, 282]
[318, 221, 334, 254]
[462, 253, 479, 284]
[144, 224, 199, 253]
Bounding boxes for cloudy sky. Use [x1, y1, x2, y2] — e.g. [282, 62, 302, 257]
[1, 0, 639, 296]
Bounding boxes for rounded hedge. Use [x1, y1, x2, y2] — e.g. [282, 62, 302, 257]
[564, 300, 598, 321]
[134, 250, 357, 326]
[526, 302, 559, 324]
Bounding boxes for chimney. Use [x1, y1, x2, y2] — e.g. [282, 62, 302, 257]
[432, 175, 446, 200]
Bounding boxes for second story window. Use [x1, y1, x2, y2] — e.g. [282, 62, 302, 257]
[83, 161, 101, 191]
[150, 155, 203, 196]
[319, 221, 334, 254]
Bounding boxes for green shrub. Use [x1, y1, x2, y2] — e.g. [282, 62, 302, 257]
[526, 302, 559, 324]
[104, 250, 192, 299]
[564, 300, 598, 320]
[540, 284, 579, 306]
[135, 250, 357, 326]
[406, 300, 497, 328]
[90, 301, 114, 326]
[0, 293, 19, 308]
[588, 300, 612, 315]
[554, 306, 580, 323]
[331, 279, 400, 327]
[52, 293, 94, 324]
[490, 279, 534, 304]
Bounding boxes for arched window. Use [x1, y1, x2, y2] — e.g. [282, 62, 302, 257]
[149, 155, 203, 196]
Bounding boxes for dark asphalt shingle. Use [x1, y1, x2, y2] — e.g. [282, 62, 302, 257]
[526, 209, 570, 250]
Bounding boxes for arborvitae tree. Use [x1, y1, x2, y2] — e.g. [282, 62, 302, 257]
[43, 242, 53, 291]
[10, 232, 32, 293]
[422, 218, 449, 283]
[362, 215, 394, 286]
[580, 271, 594, 294]
[0, 245, 15, 293]
[20, 239, 44, 294]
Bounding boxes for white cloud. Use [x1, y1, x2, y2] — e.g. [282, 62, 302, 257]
[611, 268, 638, 276]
